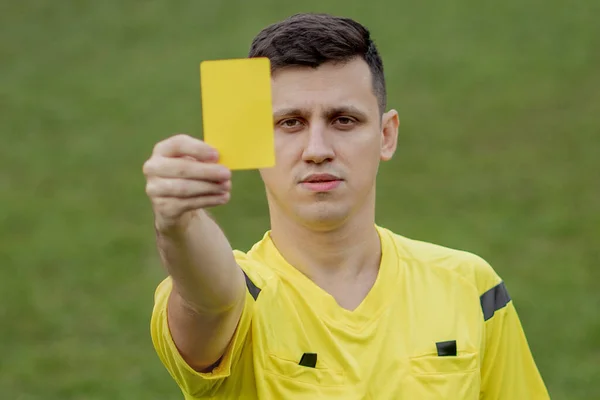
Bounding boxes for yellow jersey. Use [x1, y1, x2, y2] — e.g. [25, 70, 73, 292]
[151, 226, 549, 399]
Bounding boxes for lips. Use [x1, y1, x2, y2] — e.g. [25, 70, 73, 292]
[301, 173, 341, 183]
[300, 173, 343, 192]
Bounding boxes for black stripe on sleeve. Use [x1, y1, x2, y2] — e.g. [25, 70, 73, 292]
[480, 281, 511, 321]
[243, 271, 261, 300]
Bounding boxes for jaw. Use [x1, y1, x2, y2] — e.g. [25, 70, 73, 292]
[267, 188, 378, 235]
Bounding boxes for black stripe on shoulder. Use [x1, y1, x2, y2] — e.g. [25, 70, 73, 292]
[480, 281, 511, 321]
[243, 271, 261, 300]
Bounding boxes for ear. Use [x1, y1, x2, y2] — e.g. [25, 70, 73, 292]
[380, 109, 399, 161]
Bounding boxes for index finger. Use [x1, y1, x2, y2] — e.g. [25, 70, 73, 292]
[153, 134, 219, 161]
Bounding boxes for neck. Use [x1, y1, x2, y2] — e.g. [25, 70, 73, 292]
[268, 201, 381, 282]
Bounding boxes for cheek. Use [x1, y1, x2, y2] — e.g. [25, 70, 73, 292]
[344, 134, 382, 178]
[274, 132, 301, 156]
[260, 168, 286, 199]
[261, 140, 296, 190]
[346, 130, 382, 160]
[273, 134, 302, 170]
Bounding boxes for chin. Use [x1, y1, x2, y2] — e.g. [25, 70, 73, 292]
[294, 202, 350, 230]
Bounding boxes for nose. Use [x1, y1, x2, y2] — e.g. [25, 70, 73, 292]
[301, 123, 335, 164]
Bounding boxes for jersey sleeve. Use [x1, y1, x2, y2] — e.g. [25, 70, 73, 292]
[474, 260, 550, 399]
[150, 276, 254, 398]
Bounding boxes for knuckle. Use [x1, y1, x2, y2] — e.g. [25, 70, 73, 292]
[145, 181, 154, 196]
[146, 180, 163, 197]
[152, 141, 165, 155]
[153, 134, 186, 155]
[142, 158, 155, 175]
[146, 179, 171, 197]
[172, 133, 191, 144]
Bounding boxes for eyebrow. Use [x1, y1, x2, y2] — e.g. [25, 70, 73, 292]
[273, 106, 369, 121]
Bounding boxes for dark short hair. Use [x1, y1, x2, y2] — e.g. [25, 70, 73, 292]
[249, 13, 387, 113]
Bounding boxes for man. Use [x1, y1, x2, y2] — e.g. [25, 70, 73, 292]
[145, 13, 549, 399]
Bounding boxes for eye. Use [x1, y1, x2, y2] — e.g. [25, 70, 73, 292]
[333, 116, 356, 128]
[278, 118, 304, 128]
[282, 119, 301, 127]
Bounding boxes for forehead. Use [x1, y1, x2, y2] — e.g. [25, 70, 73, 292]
[270, 58, 378, 113]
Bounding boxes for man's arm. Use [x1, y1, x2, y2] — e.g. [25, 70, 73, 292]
[158, 211, 246, 371]
[144, 134, 246, 372]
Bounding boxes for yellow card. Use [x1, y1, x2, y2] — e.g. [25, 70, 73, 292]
[200, 58, 275, 170]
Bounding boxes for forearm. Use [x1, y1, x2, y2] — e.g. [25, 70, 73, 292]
[156, 209, 245, 313]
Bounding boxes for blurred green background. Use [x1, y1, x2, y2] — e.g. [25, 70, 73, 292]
[1, 1, 598, 399]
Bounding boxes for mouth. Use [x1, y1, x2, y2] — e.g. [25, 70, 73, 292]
[299, 174, 343, 192]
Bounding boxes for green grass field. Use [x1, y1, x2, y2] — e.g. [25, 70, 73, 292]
[1, 1, 599, 399]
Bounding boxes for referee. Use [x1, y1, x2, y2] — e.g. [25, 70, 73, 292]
[144, 13, 549, 399]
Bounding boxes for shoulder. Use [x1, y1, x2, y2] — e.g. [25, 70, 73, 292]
[381, 227, 503, 296]
[232, 232, 279, 297]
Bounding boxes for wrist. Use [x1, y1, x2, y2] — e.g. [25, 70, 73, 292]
[154, 209, 204, 238]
